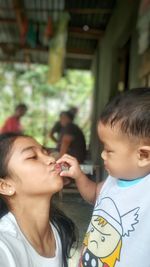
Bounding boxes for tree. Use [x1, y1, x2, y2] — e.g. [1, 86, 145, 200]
[0, 63, 93, 147]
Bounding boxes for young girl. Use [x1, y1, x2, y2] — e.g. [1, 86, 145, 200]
[0, 132, 77, 267]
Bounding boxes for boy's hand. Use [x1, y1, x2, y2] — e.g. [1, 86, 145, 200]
[56, 154, 83, 180]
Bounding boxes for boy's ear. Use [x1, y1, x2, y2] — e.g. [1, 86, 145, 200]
[0, 178, 15, 196]
[137, 146, 150, 167]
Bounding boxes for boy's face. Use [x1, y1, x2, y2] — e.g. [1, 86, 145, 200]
[98, 122, 144, 179]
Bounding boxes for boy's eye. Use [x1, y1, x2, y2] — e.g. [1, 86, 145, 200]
[106, 150, 113, 153]
[104, 147, 113, 153]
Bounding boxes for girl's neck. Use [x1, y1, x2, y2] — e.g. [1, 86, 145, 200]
[11, 199, 55, 257]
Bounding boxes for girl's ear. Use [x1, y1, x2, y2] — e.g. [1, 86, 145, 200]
[0, 178, 15, 196]
[137, 146, 150, 167]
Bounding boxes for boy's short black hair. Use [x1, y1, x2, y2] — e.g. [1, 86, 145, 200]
[100, 88, 150, 139]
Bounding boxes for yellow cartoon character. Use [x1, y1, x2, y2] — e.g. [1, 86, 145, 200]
[79, 197, 139, 267]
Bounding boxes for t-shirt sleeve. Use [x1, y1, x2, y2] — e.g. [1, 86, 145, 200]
[1, 117, 21, 133]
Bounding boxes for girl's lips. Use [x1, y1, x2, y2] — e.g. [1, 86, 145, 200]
[54, 163, 70, 173]
[54, 163, 62, 172]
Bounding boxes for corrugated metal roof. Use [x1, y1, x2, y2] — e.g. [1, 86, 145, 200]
[0, 0, 116, 69]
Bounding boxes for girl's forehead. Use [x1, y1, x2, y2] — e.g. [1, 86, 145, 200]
[13, 137, 40, 151]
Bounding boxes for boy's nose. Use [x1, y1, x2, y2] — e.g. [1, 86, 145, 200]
[101, 150, 106, 160]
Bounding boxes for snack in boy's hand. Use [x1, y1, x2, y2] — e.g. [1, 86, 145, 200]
[54, 162, 70, 173]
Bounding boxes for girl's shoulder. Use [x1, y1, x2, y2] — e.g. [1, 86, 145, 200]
[0, 212, 18, 237]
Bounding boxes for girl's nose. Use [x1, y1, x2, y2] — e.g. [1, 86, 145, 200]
[45, 155, 56, 165]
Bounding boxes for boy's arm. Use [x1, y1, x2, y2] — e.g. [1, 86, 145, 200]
[75, 172, 104, 204]
[57, 154, 104, 204]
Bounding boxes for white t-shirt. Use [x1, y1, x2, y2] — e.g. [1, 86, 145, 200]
[79, 173, 150, 267]
[0, 212, 63, 267]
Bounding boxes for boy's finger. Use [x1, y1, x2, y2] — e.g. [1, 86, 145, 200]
[60, 170, 71, 177]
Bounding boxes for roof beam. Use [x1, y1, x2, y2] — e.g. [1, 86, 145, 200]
[68, 8, 112, 15]
[0, 7, 112, 15]
[0, 18, 16, 23]
[67, 47, 94, 57]
[24, 46, 94, 59]
[0, 19, 103, 40]
[66, 52, 93, 60]
[24, 48, 93, 60]
[69, 27, 104, 40]
[0, 42, 94, 59]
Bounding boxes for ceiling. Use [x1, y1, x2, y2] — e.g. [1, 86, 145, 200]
[0, 0, 116, 70]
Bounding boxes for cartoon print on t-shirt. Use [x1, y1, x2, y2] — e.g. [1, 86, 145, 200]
[80, 197, 140, 267]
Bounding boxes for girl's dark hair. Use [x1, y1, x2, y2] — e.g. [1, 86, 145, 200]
[51, 203, 78, 266]
[0, 132, 78, 266]
[0, 132, 24, 178]
[100, 88, 150, 139]
[0, 132, 23, 218]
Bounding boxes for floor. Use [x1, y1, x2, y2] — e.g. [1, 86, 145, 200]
[54, 191, 93, 267]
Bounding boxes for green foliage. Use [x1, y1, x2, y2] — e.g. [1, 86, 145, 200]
[0, 63, 93, 147]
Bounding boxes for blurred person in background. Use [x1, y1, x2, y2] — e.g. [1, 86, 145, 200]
[49, 107, 78, 145]
[58, 111, 86, 163]
[0, 103, 27, 134]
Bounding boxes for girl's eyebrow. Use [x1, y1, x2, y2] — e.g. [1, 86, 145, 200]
[21, 145, 45, 154]
[21, 146, 36, 154]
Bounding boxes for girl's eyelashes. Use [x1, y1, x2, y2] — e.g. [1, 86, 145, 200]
[26, 155, 37, 159]
[26, 152, 49, 160]
[25, 147, 50, 160]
